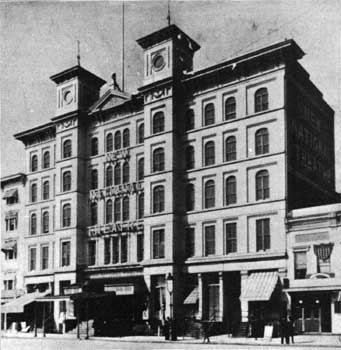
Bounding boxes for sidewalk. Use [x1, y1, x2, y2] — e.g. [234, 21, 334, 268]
[1, 331, 341, 347]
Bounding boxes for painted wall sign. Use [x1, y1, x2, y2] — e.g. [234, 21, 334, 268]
[105, 149, 130, 163]
[90, 181, 144, 201]
[88, 221, 144, 237]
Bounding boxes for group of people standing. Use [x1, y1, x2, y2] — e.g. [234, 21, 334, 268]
[280, 316, 295, 344]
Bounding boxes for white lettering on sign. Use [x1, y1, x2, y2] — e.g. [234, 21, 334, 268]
[104, 284, 134, 295]
[87, 221, 144, 237]
[89, 181, 144, 202]
[105, 149, 130, 163]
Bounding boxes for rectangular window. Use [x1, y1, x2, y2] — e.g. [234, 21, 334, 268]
[41, 245, 49, 270]
[104, 238, 111, 265]
[204, 225, 215, 256]
[112, 236, 119, 264]
[88, 241, 96, 266]
[208, 284, 219, 320]
[137, 234, 144, 262]
[225, 222, 237, 254]
[335, 301, 341, 314]
[29, 247, 37, 271]
[61, 241, 71, 267]
[4, 280, 14, 291]
[5, 249, 16, 260]
[6, 217, 17, 231]
[185, 227, 195, 258]
[317, 257, 331, 274]
[121, 236, 128, 263]
[256, 218, 270, 251]
[153, 229, 165, 259]
[294, 251, 307, 279]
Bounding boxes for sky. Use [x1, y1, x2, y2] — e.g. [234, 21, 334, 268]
[1, 0, 340, 191]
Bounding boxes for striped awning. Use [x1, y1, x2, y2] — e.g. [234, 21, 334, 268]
[184, 287, 199, 304]
[241, 271, 279, 301]
[1, 290, 49, 313]
[2, 189, 18, 199]
[1, 241, 17, 252]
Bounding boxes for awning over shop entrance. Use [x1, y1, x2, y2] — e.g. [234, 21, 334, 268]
[1, 241, 17, 252]
[241, 271, 279, 301]
[2, 188, 18, 199]
[1, 290, 50, 313]
[184, 287, 199, 304]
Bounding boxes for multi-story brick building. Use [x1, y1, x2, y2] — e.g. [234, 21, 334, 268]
[1, 24, 339, 336]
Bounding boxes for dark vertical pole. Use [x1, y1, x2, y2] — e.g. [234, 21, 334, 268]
[34, 303, 37, 337]
[85, 300, 89, 340]
[77, 302, 80, 340]
[42, 303, 46, 337]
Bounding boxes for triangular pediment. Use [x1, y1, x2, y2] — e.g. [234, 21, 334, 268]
[89, 88, 131, 113]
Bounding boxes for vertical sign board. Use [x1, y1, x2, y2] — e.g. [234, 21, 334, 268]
[263, 325, 273, 341]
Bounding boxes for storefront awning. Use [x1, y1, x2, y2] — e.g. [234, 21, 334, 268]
[184, 287, 198, 304]
[1, 241, 17, 252]
[2, 188, 18, 199]
[241, 271, 279, 301]
[1, 290, 49, 313]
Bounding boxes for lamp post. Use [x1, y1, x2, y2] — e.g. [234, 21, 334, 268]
[166, 273, 177, 341]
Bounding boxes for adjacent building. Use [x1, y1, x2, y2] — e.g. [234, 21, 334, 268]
[1, 24, 340, 336]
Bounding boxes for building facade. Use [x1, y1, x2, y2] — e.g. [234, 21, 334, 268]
[1, 24, 340, 336]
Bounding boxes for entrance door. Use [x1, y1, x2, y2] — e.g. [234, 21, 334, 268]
[304, 304, 320, 332]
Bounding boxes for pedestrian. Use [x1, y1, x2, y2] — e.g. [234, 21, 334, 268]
[285, 316, 290, 344]
[164, 317, 170, 340]
[202, 321, 210, 343]
[280, 316, 286, 344]
[288, 316, 295, 344]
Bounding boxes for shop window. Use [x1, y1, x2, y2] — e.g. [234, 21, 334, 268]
[256, 170, 269, 200]
[138, 158, 144, 181]
[138, 123, 144, 144]
[204, 225, 215, 256]
[106, 133, 113, 152]
[114, 130, 121, 150]
[43, 151, 50, 169]
[88, 241, 96, 266]
[204, 141, 215, 166]
[153, 185, 165, 213]
[225, 97, 236, 120]
[41, 245, 49, 270]
[185, 227, 195, 258]
[63, 171, 71, 192]
[137, 234, 144, 262]
[91, 169, 98, 190]
[186, 184, 195, 211]
[123, 129, 130, 148]
[63, 140, 72, 158]
[225, 136, 236, 161]
[256, 218, 270, 251]
[90, 137, 98, 156]
[152, 229, 165, 259]
[204, 180, 215, 209]
[153, 111, 165, 134]
[255, 128, 269, 155]
[62, 204, 71, 227]
[204, 103, 215, 126]
[255, 87, 269, 112]
[186, 146, 195, 170]
[225, 222, 237, 254]
[43, 181, 50, 200]
[226, 176, 237, 205]
[106, 166, 113, 187]
[153, 148, 165, 172]
[31, 154, 38, 172]
[208, 284, 219, 320]
[185, 109, 195, 131]
[294, 251, 307, 279]
[61, 241, 71, 267]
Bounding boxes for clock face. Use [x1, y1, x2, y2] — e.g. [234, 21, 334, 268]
[63, 90, 73, 105]
[152, 54, 165, 71]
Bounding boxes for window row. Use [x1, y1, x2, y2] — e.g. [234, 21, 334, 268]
[30, 151, 51, 172]
[185, 87, 269, 131]
[185, 218, 270, 258]
[186, 170, 269, 211]
[185, 127, 269, 170]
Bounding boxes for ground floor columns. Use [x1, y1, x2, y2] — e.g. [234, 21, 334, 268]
[240, 270, 249, 323]
[198, 273, 203, 320]
[219, 272, 224, 321]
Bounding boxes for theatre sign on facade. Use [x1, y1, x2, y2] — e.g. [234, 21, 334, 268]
[1, 24, 341, 337]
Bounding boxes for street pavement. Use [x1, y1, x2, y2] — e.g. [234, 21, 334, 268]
[1, 333, 341, 350]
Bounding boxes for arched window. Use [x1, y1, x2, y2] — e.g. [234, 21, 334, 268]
[106, 133, 113, 152]
[31, 155, 38, 172]
[114, 130, 121, 150]
[204, 141, 215, 166]
[43, 151, 50, 169]
[43, 181, 49, 200]
[186, 184, 195, 211]
[256, 170, 270, 200]
[63, 171, 71, 192]
[91, 169, 98, 190]
[204, 103, 215, 126]
[91, 137, 98, 156]
[31, 183, 37, 203]
[123, 129, 130, 148]
[225, 136, 236, 161]
[138, 158, 144, 181]
[204, 180, 215, 208]
[63, 140, 72, 158]
[153, 148, 165, 172]
[106, 166, 113, 187]
[62, 204, 71, 227]
[185, 109, 195, 131]
[90, 202, 97, 226]
[114, 198, 121, 222]
[186, 146, 195, 170]
[226, 176, 237, 205]
[106, 199, 113, 224]
[114, 163, 121, 185]
[153, 111, 165, 134]
[138, 193, 144, 219]
[122, 162, 129, 184]
[255, 128, 269, 155]
[138, 124, 144, 144]
[42, 211, 49, 233]
[255, 87, 269, 112]
[225, 97, 236, 120]
[122, 196, 129, 221]
[153, 185, 165, 213]
[30, 214, 37, 235]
